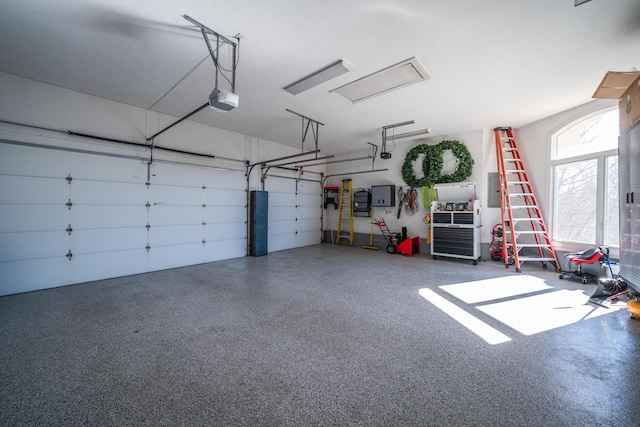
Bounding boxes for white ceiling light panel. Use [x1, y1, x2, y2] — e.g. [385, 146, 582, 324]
[331, 57, 430, 104]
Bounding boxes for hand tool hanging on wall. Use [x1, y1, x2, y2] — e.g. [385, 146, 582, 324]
[403, 188, 419, 216]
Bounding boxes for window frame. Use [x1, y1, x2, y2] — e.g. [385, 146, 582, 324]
[549, 107, 619, 258]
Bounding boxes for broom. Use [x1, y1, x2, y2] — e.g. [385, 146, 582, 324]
[362, 207, 380, 250]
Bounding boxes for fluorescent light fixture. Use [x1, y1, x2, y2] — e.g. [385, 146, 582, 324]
[389, 128, 431, 140]
[284, 60, 350, 95]
[575, 0, 592, 6]
[331, 57, 430, 104]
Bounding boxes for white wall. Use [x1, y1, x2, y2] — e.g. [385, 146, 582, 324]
[324, 98, 618, 249]
[324, 129, 491, 243]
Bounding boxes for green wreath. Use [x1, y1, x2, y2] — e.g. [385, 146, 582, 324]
[401, 144, 435, 188]
[401, 140, 474, 187]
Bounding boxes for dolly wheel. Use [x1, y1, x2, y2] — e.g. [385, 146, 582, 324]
[386, 244, 396, 254]
[559, 274, 564, 279]
[581, 277, 588, 285]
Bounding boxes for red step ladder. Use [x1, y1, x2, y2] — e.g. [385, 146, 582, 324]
[494, 127, 559, 273]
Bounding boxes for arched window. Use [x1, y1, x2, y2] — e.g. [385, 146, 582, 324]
[550, 109, 618, 248]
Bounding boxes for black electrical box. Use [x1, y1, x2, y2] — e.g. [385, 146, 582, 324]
[371, 185, 396, 207]
[353, 190, 371, 217]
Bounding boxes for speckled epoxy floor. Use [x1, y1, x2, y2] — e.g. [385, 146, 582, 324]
[1, 244, 639, 426]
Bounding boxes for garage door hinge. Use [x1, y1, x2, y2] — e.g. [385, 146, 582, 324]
[202, 221, 206, 226]
[66, 199, 73, 210]
[146, 181, 151, 187]
[202, 204, 206, 208]
[66, 250, 72, 260]
[66, 225, 73, 235]
[146, 244, 151, 251]
[146, 223, 151, 230]
[145, 201, 151, 208]
[66, 174, 72, 184]
[202, 240, 206, 245]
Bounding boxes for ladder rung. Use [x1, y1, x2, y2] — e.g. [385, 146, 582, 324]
[517, 243, 552, 248]
[518, 257, 557, 262]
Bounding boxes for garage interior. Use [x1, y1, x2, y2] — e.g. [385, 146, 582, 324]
[1, 1, 640, 426]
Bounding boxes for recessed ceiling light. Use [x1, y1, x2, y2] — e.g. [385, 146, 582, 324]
[331, 57, 430, 104]
[284, 60, 351, 95]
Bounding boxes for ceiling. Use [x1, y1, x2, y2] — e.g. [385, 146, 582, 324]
[1, 0, 639, 155]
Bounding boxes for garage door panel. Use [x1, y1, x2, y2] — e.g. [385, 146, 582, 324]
[269, 206, 296, 221]
[71, 205, 147, 229]
[203, 206, 246, 223]
[204, 239, 246, 261]
[269, 192, 296, 207]
[296, 218, 321, 233]
[0, 256, 68, 296]
[265, 177, 295, 193]
[72, 180, 147, 205]
[148, 163, 207, 186]
[297, 182, 321, 195]
[0, 175, 68, 204]
[296, 206, 320, 220]
[0, 143, 78, 177]
[204, 222, 246, 242]
[202, 172, 246, 191]
[72, 227, 146, 254]
[203, 188, 246, 207]
[0, 204, 68, 233]
[64, 155, 145, 183]
[70, 249, 147, 285]
[149, 205, 203, 226]
[268, 233, 296, 252]
[1, 141, 250, 295]
[296, 230, 321, 247]
[269, 219, 296, 236]
[150, 225, 203, 247]
[150, 184, 203, 205]
[0, 230, 68, 262]
[296, 193, 320, 207]
[148, 243, 203, 271]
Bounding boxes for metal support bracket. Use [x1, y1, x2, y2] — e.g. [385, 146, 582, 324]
[286, 109, 324, 154]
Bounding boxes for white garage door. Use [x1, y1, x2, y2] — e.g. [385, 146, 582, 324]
[265, 175, 322, 252]
[0, 141, 246, 296]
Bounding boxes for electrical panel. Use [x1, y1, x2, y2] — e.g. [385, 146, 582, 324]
[371, 185, 395, 207]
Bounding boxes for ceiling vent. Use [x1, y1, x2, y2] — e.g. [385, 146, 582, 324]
[331, 57, 430, 104]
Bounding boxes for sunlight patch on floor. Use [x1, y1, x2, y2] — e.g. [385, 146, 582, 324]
[420, 275, 627, 343]
[440, 275, 551, 304]
[477, 289, 627, 335]
[418, 288, 511, 345]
